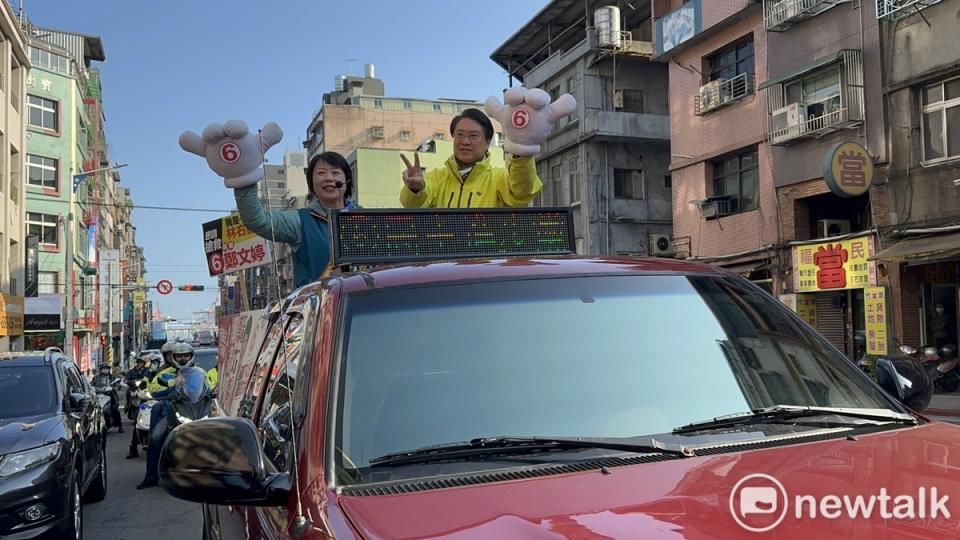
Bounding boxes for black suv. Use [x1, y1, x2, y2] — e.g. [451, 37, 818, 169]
[0, 348, 107, 539]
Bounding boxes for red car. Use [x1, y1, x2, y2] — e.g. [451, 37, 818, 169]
[159, 210, 960, 539]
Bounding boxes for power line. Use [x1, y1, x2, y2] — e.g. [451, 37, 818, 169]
[26, 196, 234, 213]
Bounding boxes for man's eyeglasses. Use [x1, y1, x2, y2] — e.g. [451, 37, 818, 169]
[453, 131, 484, 143]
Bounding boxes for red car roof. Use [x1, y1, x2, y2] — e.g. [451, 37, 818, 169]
[331, 256, 730, 294]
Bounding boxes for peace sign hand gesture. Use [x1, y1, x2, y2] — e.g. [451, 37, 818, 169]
[400, 153, 425, 193]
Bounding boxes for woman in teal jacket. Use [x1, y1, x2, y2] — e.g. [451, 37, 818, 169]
[236, 151, 356, 287]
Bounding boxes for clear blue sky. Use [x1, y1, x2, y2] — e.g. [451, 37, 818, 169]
[25, 0, 543, 322]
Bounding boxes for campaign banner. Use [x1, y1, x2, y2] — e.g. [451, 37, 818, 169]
[216, 309, 271, 416]
[202, 214, 271, 277]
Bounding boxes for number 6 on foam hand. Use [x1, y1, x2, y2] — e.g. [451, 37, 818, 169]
[179, 120, 283, 189]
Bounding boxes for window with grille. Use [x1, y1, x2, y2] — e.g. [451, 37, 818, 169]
[712, 148, 758, 214]
[707, 38, 754, 83]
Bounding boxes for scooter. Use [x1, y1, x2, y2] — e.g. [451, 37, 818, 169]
[125, 377, 149, 420]
[95, 377, 123, 431]
[134, 381, 154, 452]
[922, 344, 960, 393]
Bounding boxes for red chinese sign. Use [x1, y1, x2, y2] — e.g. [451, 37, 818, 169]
[824, 142, 873, 198]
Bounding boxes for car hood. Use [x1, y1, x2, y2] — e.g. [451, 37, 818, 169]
[338, 423, 960, 539]
[0, 415, 61, 456]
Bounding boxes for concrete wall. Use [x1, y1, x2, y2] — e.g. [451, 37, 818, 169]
[669, 10, 778, 259]
[766, 1, 886, 187]
[885, 1, 960, 228]
[25, 64, 79, 294]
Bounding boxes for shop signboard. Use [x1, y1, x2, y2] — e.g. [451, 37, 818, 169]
[793, 235, 877, 293]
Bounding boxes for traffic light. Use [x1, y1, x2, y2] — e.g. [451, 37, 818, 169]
[178, 285, 205, 291]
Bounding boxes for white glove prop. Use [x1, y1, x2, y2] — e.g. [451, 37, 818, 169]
[484, 87, 577, 157]
[179, 120, 283, 188]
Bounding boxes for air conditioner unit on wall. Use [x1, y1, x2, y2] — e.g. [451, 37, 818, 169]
[772, 103, 807, 133]
[698, 79, 727, 112]
[649, 234, 675, 257]
[818, 219, 852, 238]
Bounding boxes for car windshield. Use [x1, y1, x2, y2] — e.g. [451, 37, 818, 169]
[192, 349, 218, 372]
[0, 366, 58, 419]
[337, 274, 896, 474]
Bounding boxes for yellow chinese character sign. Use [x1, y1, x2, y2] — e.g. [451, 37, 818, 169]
[793, 235, 877, 292]
[864, 287, 888, 355]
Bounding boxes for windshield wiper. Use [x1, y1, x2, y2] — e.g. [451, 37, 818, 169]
[673, 405, 918, 435]
[368, 435, 695, 467]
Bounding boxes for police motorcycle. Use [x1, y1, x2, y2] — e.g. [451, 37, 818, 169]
[125, 355, 159, 420]
[134, 380, 155, 452]
[150, 366, 216, 451]
[93, 363, 124, 432]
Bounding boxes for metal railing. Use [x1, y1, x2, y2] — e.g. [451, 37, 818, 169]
[764, 0, 840, 31]
[694, 73, 755, 115]
[876, 0, 941, 19]
[770, 107, 849, 144]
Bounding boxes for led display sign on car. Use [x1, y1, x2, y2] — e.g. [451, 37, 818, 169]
[331, 208, 575, 266]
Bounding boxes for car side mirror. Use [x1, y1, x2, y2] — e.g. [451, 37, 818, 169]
[159, 417, 290, 507]
[876, 356, 933, 413]
[66, 393, 88, 412]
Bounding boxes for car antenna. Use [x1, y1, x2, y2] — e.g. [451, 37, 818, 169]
[258, 130, 311, 533]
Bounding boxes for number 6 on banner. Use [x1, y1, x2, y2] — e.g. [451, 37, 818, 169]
[210, 253, 224, 274]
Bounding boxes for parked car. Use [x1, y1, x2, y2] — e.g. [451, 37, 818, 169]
[159, 209, 960, 539]
[0, 347, 107, 539]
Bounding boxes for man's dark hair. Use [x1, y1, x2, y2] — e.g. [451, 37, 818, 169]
[305, 151, 353, 200]
[450, 108, 494, 141]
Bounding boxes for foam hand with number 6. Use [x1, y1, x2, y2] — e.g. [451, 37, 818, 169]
[484, 87, 576, 157]
[179, 120, 283, 188]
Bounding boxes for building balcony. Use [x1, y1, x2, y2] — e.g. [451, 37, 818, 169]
[876, 0, 941, 20]
[582, 109, 670, 142]
[763, 0, 850, 32]
[761, 50, 864, 145]
[768, 106, 858, 145]
[694, 73, 755, 116]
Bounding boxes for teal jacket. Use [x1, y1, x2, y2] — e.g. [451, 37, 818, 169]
[234, 186, 357, 287]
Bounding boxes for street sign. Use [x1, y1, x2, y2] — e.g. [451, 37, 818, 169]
[157, 280, 173, 295]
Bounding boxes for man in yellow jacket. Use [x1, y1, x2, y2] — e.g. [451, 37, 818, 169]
[399, 108, 542, 208]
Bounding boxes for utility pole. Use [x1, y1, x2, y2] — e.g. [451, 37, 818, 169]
[65, 163, 127, 365]
[63, 212, 73, 358]
[107, 262, 112, 367]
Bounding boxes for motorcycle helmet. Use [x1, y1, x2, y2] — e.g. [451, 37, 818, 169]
[922, 346, 939, 359]
[98, 363, 112, 374]
[160, 341, 176, 362]
[170, 342, 196, 370]
[940, 344, 957, 359]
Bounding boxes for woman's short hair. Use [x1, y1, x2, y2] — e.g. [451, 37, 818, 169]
[305, 151, 353, 200]
[450, 108, 494, 142]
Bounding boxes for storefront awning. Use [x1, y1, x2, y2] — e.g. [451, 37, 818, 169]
[870, 231, 960, 265]
[722, 261, 768, 275]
